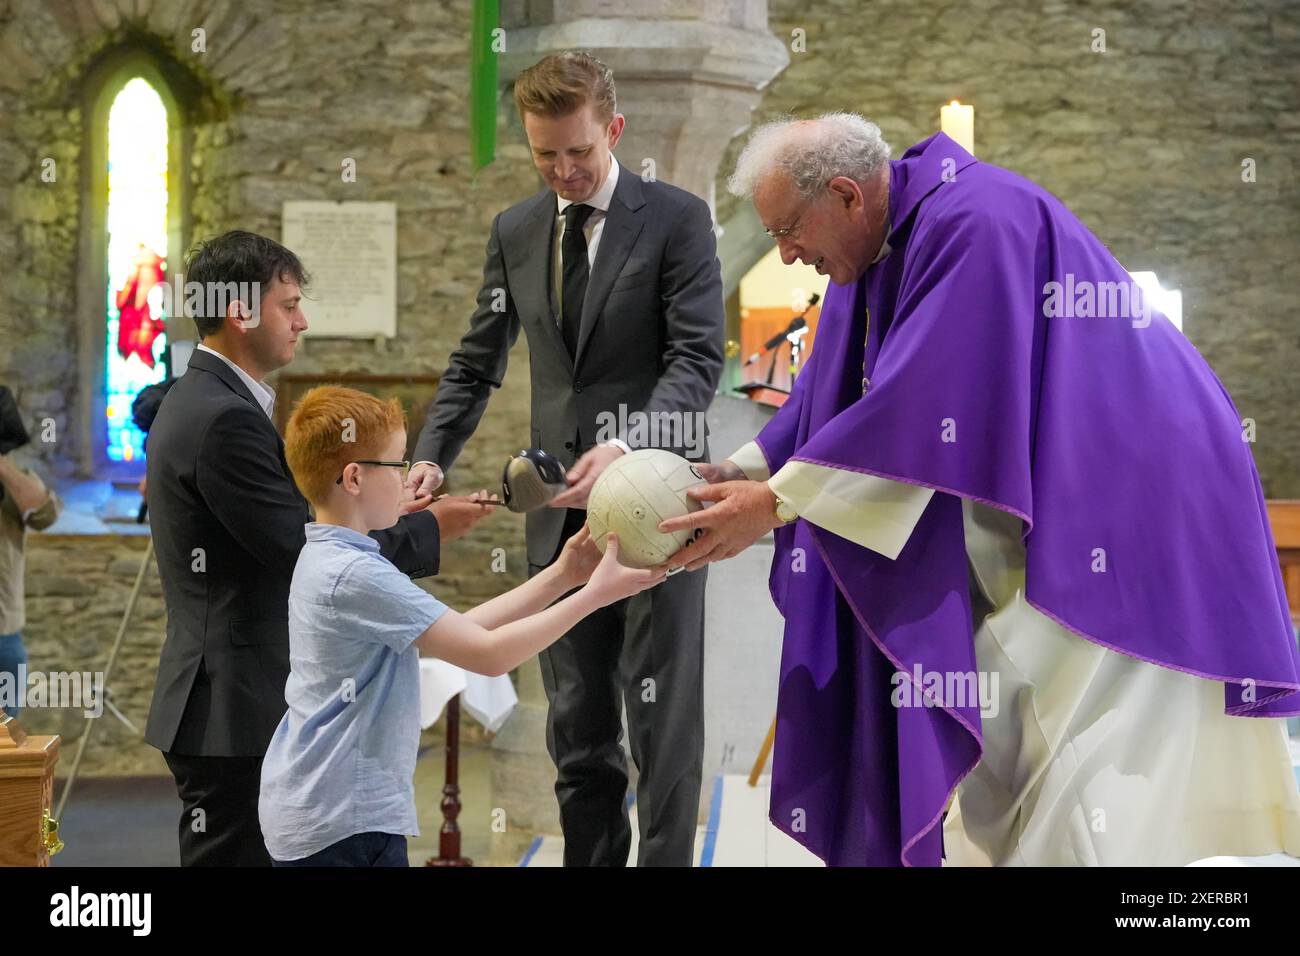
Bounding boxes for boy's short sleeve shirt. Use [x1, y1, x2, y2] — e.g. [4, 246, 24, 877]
[258, 522, 449, 862]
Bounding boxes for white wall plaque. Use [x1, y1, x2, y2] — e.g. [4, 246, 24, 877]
[281, 200, 397, 338]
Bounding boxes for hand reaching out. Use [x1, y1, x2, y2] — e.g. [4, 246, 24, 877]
[427, 489, 500, 543]
[582, 535, 666, 606]
[554, 523, 603, 590]
[653, 479, 781, 572]
[549, 444, 625, 510]
[404, 461, 445, 511]
[694, 460, 746, 484]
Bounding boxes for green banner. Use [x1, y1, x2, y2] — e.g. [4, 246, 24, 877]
[470, 0, 499, 171]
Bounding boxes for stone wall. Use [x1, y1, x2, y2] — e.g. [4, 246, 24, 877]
[1, 0, 539, 773]
[19, 534, 167, 777]
[715, 0, 1300, 496]
[0, 0, 545, 493]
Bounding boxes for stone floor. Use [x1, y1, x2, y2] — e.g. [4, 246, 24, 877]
[50, 728, 497, 867]
[47, 733, 1300, 867]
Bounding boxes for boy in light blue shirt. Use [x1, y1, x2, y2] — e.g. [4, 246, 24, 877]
[259, 385, 662, 866]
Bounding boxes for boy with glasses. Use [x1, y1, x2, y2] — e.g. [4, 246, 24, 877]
[259, 385, 663, 866]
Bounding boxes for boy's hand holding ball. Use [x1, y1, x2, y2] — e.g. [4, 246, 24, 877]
[555, 523, 603, 589]
[553, 523, 666, 601]
[582, 534, 666, 605]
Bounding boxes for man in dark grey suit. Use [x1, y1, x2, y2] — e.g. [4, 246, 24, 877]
[407, 53, 724, 865]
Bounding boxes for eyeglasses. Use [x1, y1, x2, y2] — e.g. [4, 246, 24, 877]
[763, 189, 823, 241]
[335, 460, 410, 485]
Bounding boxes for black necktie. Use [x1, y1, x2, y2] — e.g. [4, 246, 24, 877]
[560, 203, 596, 358]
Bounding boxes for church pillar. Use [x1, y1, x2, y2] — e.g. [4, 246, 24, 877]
[498, 0, 790, 214]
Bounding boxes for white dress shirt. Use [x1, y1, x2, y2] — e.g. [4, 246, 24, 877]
[554, 154, 630, 455]
[552, 152, 621, 315]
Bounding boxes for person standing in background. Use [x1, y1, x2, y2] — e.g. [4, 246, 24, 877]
[0, 391, 63, 721]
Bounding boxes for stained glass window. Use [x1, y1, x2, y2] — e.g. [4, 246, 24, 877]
[104, 76, 169, 464]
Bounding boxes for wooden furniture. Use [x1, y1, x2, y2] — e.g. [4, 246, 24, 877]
[749, 715, 776, 787]
[0, 715, 63, 866]
[424, 695, 472, 867]
[271, 372, 441, 463]
[1268, 500, 1300, 625]
[736, 381, 791, 409]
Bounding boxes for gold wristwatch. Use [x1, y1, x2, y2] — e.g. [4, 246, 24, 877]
[773, 490, 798, 524]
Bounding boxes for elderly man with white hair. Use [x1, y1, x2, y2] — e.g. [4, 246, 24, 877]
[659, 114, 1300, 867]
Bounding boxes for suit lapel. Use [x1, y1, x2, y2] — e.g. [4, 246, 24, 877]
[188, 349, 265, 413]
[187, 349, 285, 452]
[515, 188, 571, 364]
[576, 163, 645, 368]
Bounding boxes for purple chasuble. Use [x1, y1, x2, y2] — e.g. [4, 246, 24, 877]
[756, 131, 1300, 866]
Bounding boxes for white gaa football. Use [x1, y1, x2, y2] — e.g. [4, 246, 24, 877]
[586, 449, 707, 569]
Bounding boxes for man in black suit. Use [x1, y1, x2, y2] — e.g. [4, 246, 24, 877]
[406, 53, 724, 865]
[144, 231, 492, 866]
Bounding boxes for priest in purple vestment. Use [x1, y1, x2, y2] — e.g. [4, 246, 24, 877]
[658, 114, 1300, 866]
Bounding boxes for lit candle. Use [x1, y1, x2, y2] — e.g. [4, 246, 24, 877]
[940, 100, 975, 155]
